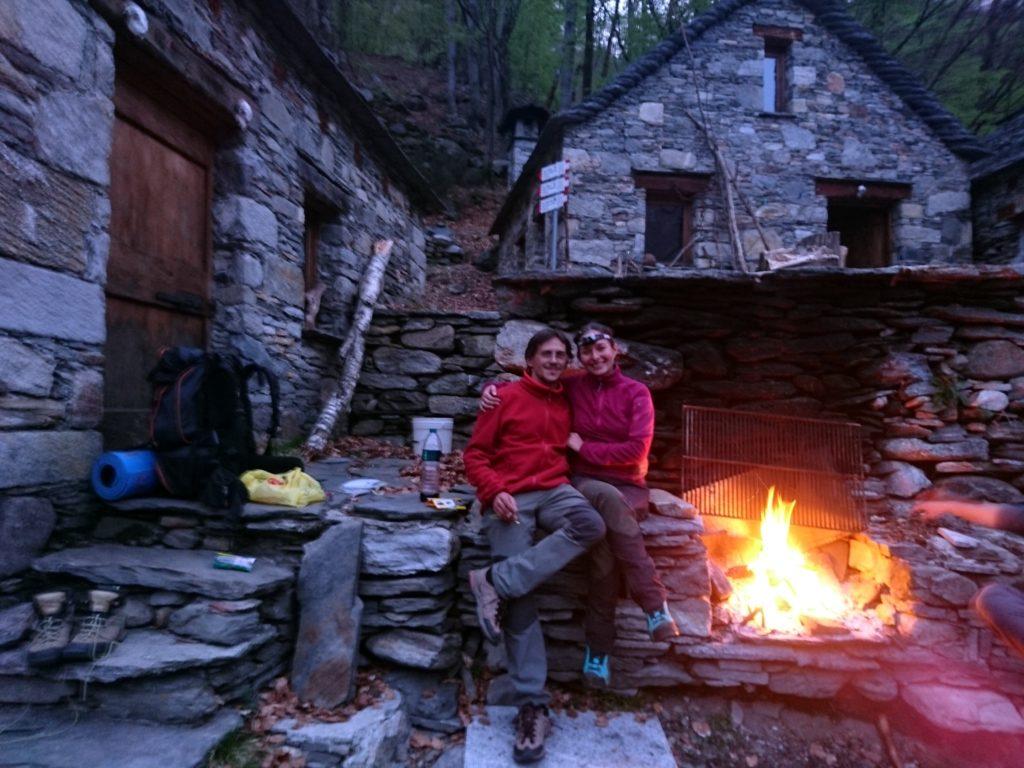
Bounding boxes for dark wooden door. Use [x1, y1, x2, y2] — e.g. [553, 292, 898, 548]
[827, 203, 892, 269]
[103, 73, 214, 447]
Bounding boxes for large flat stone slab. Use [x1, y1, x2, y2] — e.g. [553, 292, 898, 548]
[271, 694, 409, 765]
[361, 519, 459, 576]
[0, 706, 240, 768]
[33, 545, 293, 599]
[465, 706, 676, 767]
[354, 492, 466, 521]
[53, 628, 275, 683]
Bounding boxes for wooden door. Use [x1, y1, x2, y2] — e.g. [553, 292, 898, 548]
[827, 203, 892, 269]
[103, 73, 214, 447]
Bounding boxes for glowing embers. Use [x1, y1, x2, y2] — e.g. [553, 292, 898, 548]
[724, 486, 877, 637]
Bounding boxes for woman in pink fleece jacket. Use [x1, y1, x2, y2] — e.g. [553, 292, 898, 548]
[484, 321, 678, 686]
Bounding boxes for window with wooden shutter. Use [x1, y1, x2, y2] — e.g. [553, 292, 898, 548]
[634, 172, 711, 267]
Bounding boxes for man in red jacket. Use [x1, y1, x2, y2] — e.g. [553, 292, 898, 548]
[464, 328, 605, 765]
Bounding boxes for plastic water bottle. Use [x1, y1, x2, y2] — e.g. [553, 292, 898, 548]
[420, 428, 442, 501]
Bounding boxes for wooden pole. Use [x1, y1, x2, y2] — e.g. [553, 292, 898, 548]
[305, 239, 394, 454]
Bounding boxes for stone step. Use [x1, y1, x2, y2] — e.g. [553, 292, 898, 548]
[353, 491, 469, 522]
[0, 705, 240, 768]
[41, 627, 277, 684]
[464, 706, 677, 767]
[33, 544, 293, 599]
[109, 496, 335, 525]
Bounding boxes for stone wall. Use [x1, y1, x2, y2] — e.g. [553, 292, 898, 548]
[351, 310, 505, 447]
[0, 0, 429, 531]
[973, 167, 1024, 264]
[498, 0, 973, 274]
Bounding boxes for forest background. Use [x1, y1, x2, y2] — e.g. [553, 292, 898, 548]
[334, 0, 1024, 171]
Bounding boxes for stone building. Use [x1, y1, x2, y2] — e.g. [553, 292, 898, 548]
[0, 0, 439, 533]
[972, 111, 1024, 263]
[491, 0, 986, 275]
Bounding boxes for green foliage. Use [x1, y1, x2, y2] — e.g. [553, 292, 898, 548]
[509, 0, 564, 102]
[205, 729, 263, 768]
[340, 0, 447, 65]
[335, 0, 1023, 136]
[849, 0, 1024, 132]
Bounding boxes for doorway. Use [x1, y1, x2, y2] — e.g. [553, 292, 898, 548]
[102, 71, 214, 447]
[827, 202, 892, 268]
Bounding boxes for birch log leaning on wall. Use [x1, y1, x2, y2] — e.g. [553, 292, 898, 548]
[305, 238, 394, 454]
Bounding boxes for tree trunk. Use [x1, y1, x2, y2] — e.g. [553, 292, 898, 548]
[560, 0, 577, 109]
[305, 240, 394, 454]
[445, 0, 458, 115]
[582, 0, 595, 96]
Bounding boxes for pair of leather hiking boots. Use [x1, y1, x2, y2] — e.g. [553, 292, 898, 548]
[27, 589, 126, 666]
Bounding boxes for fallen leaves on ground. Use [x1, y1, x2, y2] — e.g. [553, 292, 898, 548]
[692, 718, 712, 738]
[322, 436, 414, 461]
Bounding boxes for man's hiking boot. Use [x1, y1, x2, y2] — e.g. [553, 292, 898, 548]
[582, 645, 611, 687]
[646, 601, 680, 642]
[513, 703, 551, 764]
[469, 568, 503, 643]
[27, 592, 72, 666]
[65, 589, 126, 660]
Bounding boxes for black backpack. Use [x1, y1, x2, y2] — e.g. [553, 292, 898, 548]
[147, 347, 301, 515]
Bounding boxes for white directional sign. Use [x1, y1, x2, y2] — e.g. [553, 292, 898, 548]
[539, 177, 568, 198]
[538, 192, 567, 214]
[539, 160, 568, 182]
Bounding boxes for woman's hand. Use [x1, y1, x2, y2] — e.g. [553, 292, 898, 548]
[480, 384, 501, 411]
[567, 432, 584, 452]
[493, 492, 519, 523]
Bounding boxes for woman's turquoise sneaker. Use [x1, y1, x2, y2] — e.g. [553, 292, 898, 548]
[646, 601, 681, 642]
[582, 645, 611, 687]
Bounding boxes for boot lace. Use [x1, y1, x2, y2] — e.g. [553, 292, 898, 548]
[77, 612, 107, 643]
[34, 615, 64, 644]
[517, 705, 538, 743]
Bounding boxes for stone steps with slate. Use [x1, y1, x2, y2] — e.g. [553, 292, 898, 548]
[32, 544, 293, 599]
[347, 491, 467, 672]
[0, 705, 241, 768]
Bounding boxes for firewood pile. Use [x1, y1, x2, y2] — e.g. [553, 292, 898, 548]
[761, 232, 847, 271]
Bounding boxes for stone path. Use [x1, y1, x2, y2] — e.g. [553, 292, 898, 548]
[0, 706, 240, 768]
[464, 706, 677, 767]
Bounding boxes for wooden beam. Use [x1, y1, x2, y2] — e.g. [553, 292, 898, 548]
[634, 171, 711, 195]
[815, 178, 912, 202]
[753, 24, 804, 41]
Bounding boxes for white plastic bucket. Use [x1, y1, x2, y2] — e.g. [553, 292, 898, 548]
[411, 417, 454, 455]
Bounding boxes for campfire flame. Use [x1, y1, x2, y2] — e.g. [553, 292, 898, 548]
[729, 486, 852, 634]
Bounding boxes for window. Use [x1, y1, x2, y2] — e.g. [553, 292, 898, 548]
[634, 173, 710, 266]
[754, 25, 802, 114]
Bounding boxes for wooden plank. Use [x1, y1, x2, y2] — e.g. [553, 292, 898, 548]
[634, 172, 711, 195]
[753, 24, 804, 41]
[815, 179, 912, 202]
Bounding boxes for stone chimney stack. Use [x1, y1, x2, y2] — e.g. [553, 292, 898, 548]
[499, 105, 550, 190]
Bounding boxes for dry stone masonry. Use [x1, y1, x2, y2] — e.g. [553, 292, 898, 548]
[493, 0, 982, 274]
[0, 0, 434, 539]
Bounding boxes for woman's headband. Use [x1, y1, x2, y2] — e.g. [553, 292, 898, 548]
[575, 330, 614, 349]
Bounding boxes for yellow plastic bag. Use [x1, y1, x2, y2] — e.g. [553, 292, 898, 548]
[241, 468, 325, 507]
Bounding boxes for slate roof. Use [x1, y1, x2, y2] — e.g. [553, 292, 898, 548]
[972, 110, 1024, 181]
[491, 0, 987, 234]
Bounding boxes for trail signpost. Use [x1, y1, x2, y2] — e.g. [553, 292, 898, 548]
[537, 160, 569, 270]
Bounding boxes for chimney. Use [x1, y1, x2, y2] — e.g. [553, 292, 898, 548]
[499, 105, 550, 191]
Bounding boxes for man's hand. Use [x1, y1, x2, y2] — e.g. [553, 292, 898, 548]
[567, 432, 584, 452]
[492, 492, 518, 523]
[914, 500, 959, 521]
[480, 384, 501, 411]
